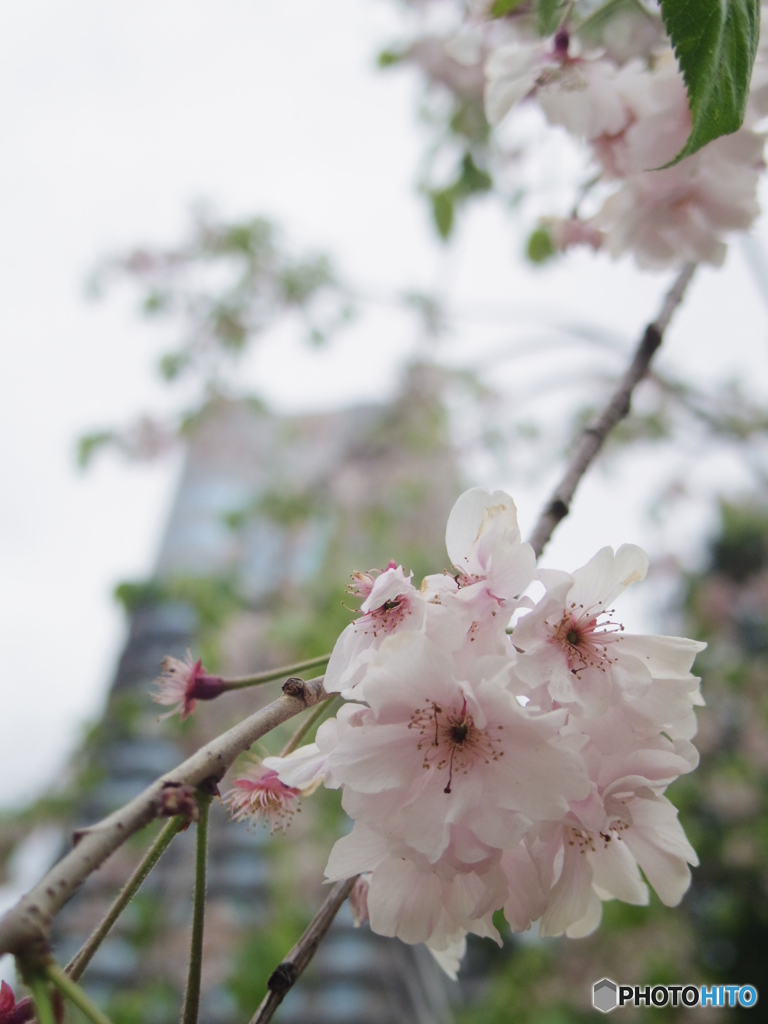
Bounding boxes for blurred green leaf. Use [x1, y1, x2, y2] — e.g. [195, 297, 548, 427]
[431, 188, 455, 240]
[490, 0, 528, 17]
[538, 0, 566, 35]
[158, 351, 190, 381]
[456, 152, 493, 196]
[377, 47, 406, 67]
[76, 430, 117, 468]
[526, 227, 556, 263]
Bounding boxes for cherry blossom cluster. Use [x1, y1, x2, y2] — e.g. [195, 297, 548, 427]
[424, 3, 768, 269]
[259, 488, 704, 977]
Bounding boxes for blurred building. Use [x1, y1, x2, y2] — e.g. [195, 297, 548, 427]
[52, 368, 461, 1024]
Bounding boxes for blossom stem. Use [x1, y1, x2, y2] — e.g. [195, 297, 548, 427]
[280, 693, 342, 757]
[66, 816, 185, 982]
[27, 974, 56, 1024]
[47, 962, 115, 1024]
[248, 876, 358, 1024]
[180, 792, 212, 1024]
[222, 655, 331, 691]
[527, 261, 697, 558]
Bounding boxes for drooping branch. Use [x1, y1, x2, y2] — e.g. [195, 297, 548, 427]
[527, 261, 697, 558]
[0, 676, 328, 962]
[248, 876, 359, 1024]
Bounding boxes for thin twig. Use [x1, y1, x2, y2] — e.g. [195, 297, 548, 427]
[66, 816, 185, 982]
[279, 694, 342, 757]
[527, 261, 697, 558]
[223, 655, 331, 691]
[248, 876, 358, 1024]
[0, 676, 327, 960]
[180, 794, 212, 1024]
[47, 962, 115, 1024]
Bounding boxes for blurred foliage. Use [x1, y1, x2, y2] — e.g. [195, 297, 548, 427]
[80, 209, 353, 464]
[428, 152, 493, 241]
[114, 573, 247, 669]
[376, 0, 666, 247]
[103, 981, 179, 1024]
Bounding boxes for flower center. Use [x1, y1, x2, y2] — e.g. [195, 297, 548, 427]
[550, 607, 624, 675]
[361, 595, 409, 637]
[408, 697, 503, 794]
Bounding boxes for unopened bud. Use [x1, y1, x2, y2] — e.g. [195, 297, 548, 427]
[156, 782, 200, 823]
[151, 649, 225, 720]
[0, 981, 35, 1024]
[349, 874, 371, 927]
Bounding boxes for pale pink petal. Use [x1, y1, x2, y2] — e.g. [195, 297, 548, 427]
[590, 837, 649, 905]
[367, 857, 444, 945]
[426, 936, 467, 980]
[325, 821, 390, 880]
[539, 842, 595, 937]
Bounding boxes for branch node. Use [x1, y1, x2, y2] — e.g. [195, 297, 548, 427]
[641, 323, 662, 355]
[154, 782, 200, 824]
[267, 962, 298, 995]
[547, 498, 569, 522]
[282, 677, 308, 703]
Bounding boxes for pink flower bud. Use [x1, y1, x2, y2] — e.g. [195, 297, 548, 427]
[150, 649, 226, 720]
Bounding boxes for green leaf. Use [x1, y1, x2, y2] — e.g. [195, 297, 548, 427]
[538, 0, 566, 36]
[527, 227, 556, 263]
[430, 189, 455, 240]
[158, 351, 190, 381]
[660, 0, 760, 162]
[76, 430, 116, 468]
[455, 152, 493, 196]
[490, 0, 527, 17]
[377, 48, 406, 67]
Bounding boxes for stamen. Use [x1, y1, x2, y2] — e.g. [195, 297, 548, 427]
[409, 696, 503, 792]
[549, 605, 625, 675]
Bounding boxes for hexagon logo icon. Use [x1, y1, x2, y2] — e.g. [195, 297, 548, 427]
[593, 979, 618, 1013]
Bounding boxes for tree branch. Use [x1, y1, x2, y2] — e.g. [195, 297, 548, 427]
[248, 876, 358, 1024]
[527, 261, 697, 558]
[0, 676, 327, 962]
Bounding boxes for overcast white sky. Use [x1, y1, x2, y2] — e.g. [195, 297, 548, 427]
[3, 0, 768, 821]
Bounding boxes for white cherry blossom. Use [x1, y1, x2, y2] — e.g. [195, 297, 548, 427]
[263, 488, 704, 978]
[512, 544, 704, 715]
[324, 562, 426, 696]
